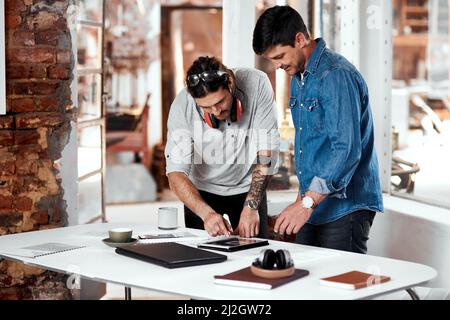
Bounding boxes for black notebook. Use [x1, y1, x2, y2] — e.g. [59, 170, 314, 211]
[115, 242, 227, 269]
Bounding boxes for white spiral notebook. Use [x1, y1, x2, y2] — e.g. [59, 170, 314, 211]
[0, 243, 86, 259]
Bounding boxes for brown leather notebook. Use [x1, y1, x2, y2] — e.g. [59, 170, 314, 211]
[320, 270, 391, 290]
[214, 267, 309, 290]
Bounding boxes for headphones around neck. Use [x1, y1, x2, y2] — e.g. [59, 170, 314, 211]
[204, 95, 243, 129]
[252, 249, 294, 270]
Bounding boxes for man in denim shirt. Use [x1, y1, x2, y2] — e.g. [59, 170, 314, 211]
[253, 6, 383, 253]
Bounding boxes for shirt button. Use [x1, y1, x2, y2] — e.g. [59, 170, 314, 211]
[302, 82, 305, 86]
[299, 150, 302, 154]
[300, 103, 304, 107]
[299, 171, 302, 175]
[300, 127, 303, 131]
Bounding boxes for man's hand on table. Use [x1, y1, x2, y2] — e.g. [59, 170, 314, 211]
[203, 212, 233, 236]
[236, 207, 260, 238]
[274, 199, 312, 236]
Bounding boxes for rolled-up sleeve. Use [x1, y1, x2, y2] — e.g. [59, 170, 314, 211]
[309, 69, 363, 198]
[165, 92, 193, 176]
[254, 73, 280, 174]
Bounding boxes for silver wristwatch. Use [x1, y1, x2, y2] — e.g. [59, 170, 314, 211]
[245, 199, 260, 210]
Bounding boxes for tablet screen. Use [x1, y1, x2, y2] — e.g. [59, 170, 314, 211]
[198, 237, 269, 252]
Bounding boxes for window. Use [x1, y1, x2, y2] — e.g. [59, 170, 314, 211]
[391, 0, 450, 208]
[76, 0, 106, 224]
[312, 0, 450, 208]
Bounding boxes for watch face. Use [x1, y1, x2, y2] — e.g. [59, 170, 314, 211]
[302, 196, 314, 208]
[247, 200, 259, 210]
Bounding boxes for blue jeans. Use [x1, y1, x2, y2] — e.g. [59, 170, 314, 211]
[296, 210, 376, 254]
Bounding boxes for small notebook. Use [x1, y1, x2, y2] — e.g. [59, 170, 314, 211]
[320, 270, 391, 290]
[0, 243, 86, 259]
[214, 267, 309, 290]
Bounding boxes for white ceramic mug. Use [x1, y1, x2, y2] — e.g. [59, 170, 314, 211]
[158, 207, 178, 230]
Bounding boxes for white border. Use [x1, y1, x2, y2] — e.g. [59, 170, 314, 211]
[0, 0, 5, 115]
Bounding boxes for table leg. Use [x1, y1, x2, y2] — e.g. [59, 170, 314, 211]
[125, 287, 132, 300]
[406, 288, 420, 300]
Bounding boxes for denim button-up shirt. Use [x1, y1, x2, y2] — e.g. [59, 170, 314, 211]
[290, 38, 383, 225]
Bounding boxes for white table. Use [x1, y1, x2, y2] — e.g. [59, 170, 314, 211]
[0, 223, 436, 300]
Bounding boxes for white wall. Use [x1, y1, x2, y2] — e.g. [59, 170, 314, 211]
[63, 121, 79, 226]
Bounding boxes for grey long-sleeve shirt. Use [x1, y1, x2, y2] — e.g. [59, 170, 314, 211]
[165, 68, 280, 196]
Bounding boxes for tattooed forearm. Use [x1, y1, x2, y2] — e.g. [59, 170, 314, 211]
[247, 165, 272, 202]
[246, 150, 274, 202]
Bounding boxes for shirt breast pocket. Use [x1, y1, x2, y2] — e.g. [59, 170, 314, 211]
[305, 98, 324, 132]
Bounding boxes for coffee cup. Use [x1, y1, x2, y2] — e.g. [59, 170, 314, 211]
[158, 207, 178, 230]
[108, 228, 133, 243]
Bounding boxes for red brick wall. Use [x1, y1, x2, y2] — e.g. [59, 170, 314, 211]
[0, 0, 76, 300]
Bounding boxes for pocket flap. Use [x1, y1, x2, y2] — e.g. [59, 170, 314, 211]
[289, 97, 297, 108]
[305, 99, 319, 111]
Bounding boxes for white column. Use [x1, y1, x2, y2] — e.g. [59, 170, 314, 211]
[340, 0, 360, 68]
[313, 0, 322, 38]
[359, 0, 393, 192]
[222, 0, 257, 68]
[0, 1, 6, 115]
[147, 1, 162, 147]
[276, 0, 288, 124]
[65, 4, 79, 225]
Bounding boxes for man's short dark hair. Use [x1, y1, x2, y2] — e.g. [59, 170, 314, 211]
[185, 56, 229, 98]
[253, 5, 309, 55]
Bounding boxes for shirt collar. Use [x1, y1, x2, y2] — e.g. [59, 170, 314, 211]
[303, 38, 327, 76]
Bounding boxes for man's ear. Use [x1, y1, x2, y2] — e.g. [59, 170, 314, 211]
[226, 69, 236, 94]
[295, 32, 307, 48]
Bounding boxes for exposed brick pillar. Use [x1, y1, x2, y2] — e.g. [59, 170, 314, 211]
[0, 0, 77, 300]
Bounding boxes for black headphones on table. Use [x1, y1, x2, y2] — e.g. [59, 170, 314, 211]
[252, 249, 294, 270]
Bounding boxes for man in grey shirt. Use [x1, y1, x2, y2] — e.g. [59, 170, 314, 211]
[165, 56, 279, 237]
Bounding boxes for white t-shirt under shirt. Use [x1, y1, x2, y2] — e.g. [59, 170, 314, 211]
[165, 68, 280, 196]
